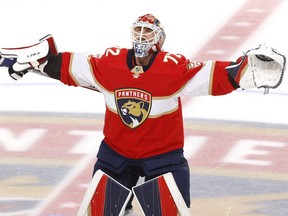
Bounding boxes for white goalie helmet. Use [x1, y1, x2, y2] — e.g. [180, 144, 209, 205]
[131, 14, 166, 58]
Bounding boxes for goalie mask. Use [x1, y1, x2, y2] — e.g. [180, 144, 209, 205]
[131, 14, 166, 58]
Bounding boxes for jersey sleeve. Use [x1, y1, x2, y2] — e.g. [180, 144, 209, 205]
[45, 52, 102, 91]
[61, 52, 102, 90]
[181, 56, 247, 96]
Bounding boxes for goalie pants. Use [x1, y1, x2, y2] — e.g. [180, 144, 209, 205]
[93, 141, 190, 210]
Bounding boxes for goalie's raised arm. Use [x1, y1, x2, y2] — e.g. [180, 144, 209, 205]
[0, 34, 58, 80]
[227, 44, 286, 93]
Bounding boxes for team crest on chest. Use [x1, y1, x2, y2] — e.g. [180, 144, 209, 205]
[115, 88, 152, 129]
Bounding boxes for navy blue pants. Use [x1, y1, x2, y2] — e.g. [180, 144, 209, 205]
[93, 141, 190, 209]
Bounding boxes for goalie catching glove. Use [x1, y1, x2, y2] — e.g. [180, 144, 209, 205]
[0, 34, 58, 80]
[239, 44, 286, 93]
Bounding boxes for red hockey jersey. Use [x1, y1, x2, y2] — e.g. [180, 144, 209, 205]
[59, 47, 245, 159]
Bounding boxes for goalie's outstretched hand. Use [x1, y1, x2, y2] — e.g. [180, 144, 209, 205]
[0, 34, 58, 80]
[240, 44, 286, 93]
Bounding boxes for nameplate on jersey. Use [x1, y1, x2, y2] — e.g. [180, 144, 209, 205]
[115, 88, 152, 129]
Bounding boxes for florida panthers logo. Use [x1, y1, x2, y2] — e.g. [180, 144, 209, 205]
[115, 88, 152, 129]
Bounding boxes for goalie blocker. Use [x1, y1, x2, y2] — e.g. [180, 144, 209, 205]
[0, 34, 58, 80]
